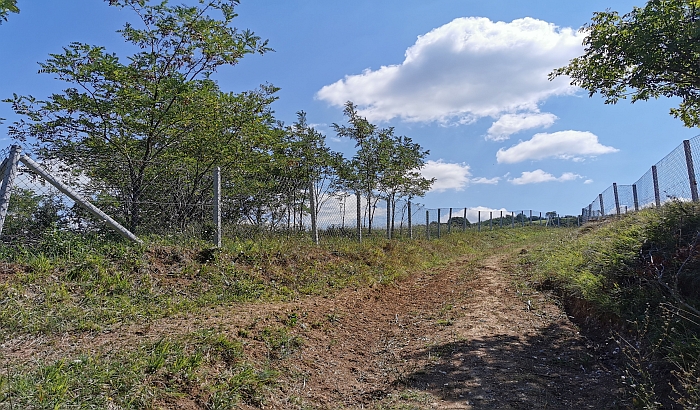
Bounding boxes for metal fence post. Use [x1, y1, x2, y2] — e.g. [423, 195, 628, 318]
[529, 210, 532, 226]
[0, 145, 22, 236]
[213, 167, 222, 248]
[520, 211, 524, 227]
[599, 193, 605, 217]
[408, 201, 413, 239]
[652, 165, 661, 207]
[511, 212, 515, 228]
[356, 191, 362, 243]
[632, 184, 639, 211]
[684, 140, 699, 201]
[448, 208, 452, 234]
[437, 208, 441, 238]
[386, 198, 391, 240]
[540, 212, 542, 225]
[426, 210, 430, 240]
[20, 155, 142, 243]
[309, 181, 319, 245]
[489, 211, 493, 230]
[463, 208, 467, 232]
[500, 211, 503, 228]
[478, 210, 481, 232]
[613, 183, 621, 216]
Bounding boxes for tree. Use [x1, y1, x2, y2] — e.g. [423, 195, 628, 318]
[285, 111, 343, 228]
[0, 0, 18, 24]
[376, 130, 433, 233]
[333, 102, 381, 232]
[333, 101, 433, 234]
[6, 0, 273, 232]
[551, 0, 700, 127]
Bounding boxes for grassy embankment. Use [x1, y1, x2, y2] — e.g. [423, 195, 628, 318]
[0, 226, 561, 408]
[521, 202, 700, 408]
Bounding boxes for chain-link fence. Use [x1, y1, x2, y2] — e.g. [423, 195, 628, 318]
[0, 145, 577, 249]
[583, 136, 700, 221]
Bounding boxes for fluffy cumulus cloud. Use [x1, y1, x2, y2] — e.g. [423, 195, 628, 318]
[486, 112, 558, 141]
[419, 160, 500, 191]
[496, 131, 619, 164]
[509, 169, 581, 185]
[419, 160, 472, 192]
[316, 17, 583, 123]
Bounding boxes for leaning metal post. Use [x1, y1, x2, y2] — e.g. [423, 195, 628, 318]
[20, 155, 142, 243]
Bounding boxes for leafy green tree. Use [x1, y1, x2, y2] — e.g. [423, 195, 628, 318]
[333, 102, 382, 232]
[6, 0, 273, 232]
[284, 111, 343, 229]
[333, 101, 432, 233]
[551, 0, 700, 127]
[1, 188, 66, 242]
[376, 130, 433, 233]
[0, 0, 18, 24]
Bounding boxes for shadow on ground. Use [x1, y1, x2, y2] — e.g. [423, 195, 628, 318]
[394, 322, 625, 409]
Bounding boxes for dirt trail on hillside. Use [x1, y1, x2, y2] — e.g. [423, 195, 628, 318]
[2, 253, 626, 409]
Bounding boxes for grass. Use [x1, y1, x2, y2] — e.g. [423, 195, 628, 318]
[0, 224, 568, 407]
[0, 225, 560, 337]
[519, 202, 700, 408]
[1, 329, 276, 409]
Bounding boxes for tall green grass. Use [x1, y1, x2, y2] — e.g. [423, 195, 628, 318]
[521, 202, 700, 408]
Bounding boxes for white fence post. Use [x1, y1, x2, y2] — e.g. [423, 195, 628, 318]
[213, 167, 221, 248]
[309, 181, 319, 245]
[0, 146, 22, 236]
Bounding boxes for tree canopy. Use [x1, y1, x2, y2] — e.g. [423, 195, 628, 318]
[6, 0, 273, 231]
[0, 0, 18, 24]
[3, 1, 433, 239]
[551, 0, 700, 127]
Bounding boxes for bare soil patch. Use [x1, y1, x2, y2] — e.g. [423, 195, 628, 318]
[2, 252, 625, 409]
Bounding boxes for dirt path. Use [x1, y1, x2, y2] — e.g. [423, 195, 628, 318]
[2, 253, 625, 409]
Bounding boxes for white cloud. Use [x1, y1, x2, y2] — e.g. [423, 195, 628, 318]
[584, 179, 593, 184]
[496, 130, 619, 164]
[486, 112, 557, 141]
[471, 177, 500, 185]
[317, 17, 583, 124]
[509, 169, 582, 185]
[420, 160, 472, 192]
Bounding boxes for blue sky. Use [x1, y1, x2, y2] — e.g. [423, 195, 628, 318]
[1, 0, 698, 216]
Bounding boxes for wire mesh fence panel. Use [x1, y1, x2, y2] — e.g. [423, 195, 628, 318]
[635, 168, 657, 209]
[583, 135, 700, 219]
[601, 185, 617, 216]
[655, 143, 693, 203]
[616, 185, 635, 214]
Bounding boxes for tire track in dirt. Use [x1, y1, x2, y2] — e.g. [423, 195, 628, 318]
[1, 252, 625, 409]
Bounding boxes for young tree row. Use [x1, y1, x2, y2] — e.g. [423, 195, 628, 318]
[3, 0, 433, 237]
